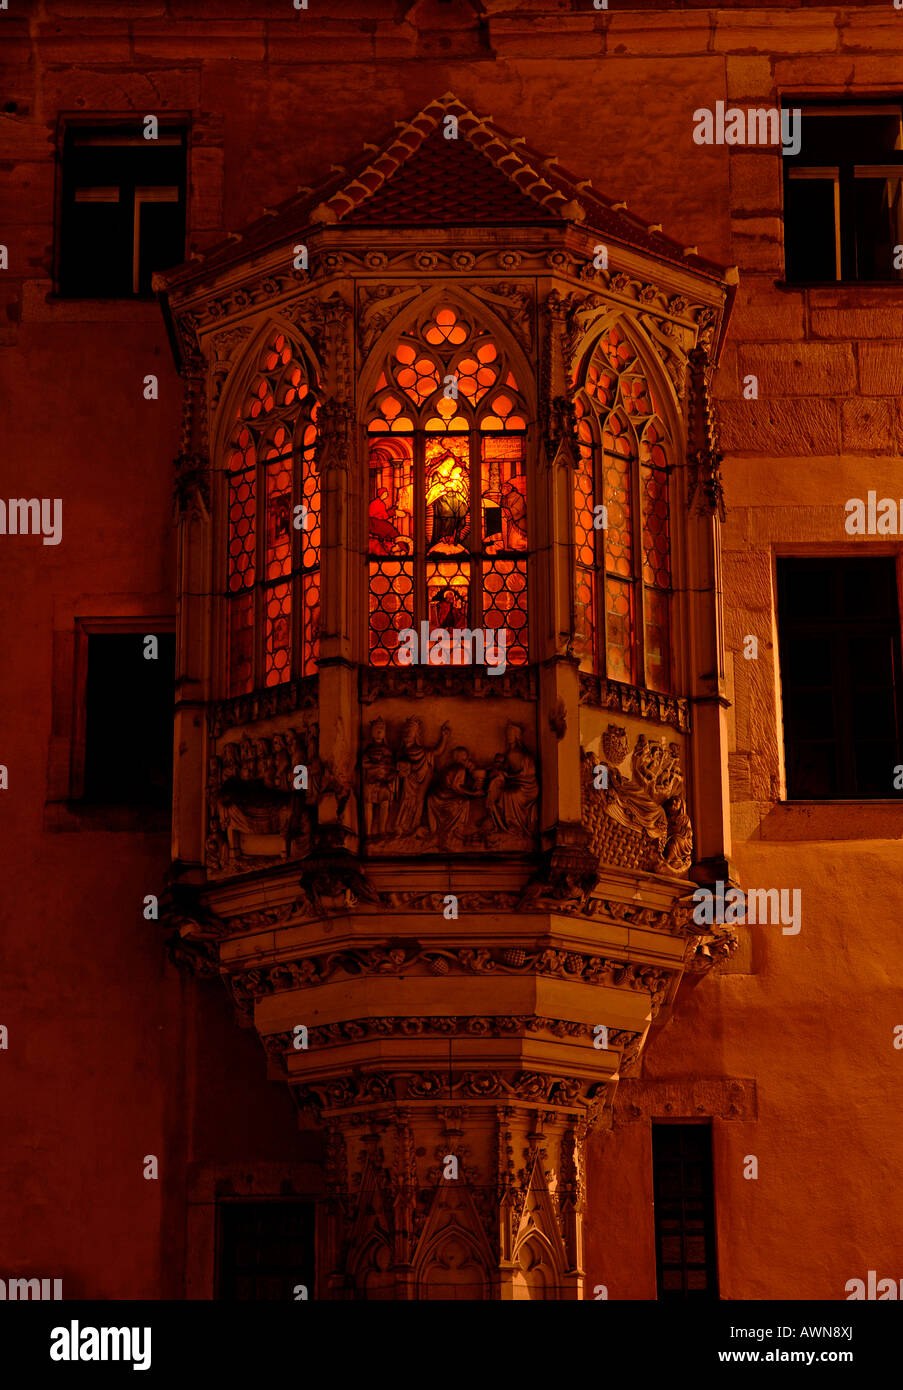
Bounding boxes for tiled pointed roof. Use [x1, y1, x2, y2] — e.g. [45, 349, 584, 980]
[159, 93, 726, 289]
[341, 126, 559, 226]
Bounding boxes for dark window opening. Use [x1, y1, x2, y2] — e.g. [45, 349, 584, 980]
[777, 557, 903, 800]
[653, 1123, 719, 1300]
[59, 124, 187, 297]
[217, 1201, 315, 1302]
[783, 102, 903, 283]
[83, 633, 174, 804]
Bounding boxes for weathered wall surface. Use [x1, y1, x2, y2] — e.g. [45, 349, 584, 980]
[2, 0, 902, 1298]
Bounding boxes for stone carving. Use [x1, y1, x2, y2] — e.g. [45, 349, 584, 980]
[228, 943, 672, 1007]
[262, 1016, 641, 1058]
[362, 718, 538, 853]
[206, 723, 320, 871]
[582, 725, 694, 876]
[469, 281, 534, 353]
[578, 671, 690, 733]
[206, 676, 318, 738]
[358, 284, 423, 357]
[361, 666, 537, 701]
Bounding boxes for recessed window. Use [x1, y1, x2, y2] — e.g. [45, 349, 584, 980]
[782, 102, 903, 283]
[573, 324, 673, 692]
[652, 1123, 718, 1300]
[59, 123, 187, 297]
[83, 633, 175, 804]
[366, 303, 529, 668]
[217, 1201, 315, 1301]
[225, 331, 322, 696]
[776, 557, 903, 799]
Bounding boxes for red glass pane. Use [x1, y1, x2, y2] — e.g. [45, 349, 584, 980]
[481, 557, 528, 665]
[264, 447, 292, 581]
[427, 559, 471, 657]
[228, 470, 256, 591]
[368, 559, 414, 666]
[644, 586, 671, 692]
[369, 436, 414, 556]
[575, 567, 596, 661]
[264, 581, 291, 686]
[603, 428, 633, 580]
[641, 464, 671, 588]
[301, 571, 320, 674]
[605, 575, 635, 683]
[227, 591, 254, 696]
[482, 435, 527, 552]
[425, 436, 469, 553]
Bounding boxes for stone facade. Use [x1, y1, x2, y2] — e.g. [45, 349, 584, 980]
[3, 1, 902, 1301]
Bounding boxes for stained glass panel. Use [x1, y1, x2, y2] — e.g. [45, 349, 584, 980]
[367, 308, 529, 666]
[225, 329, 320, 691]
[481, 436, 527, 552]
[482, 557, 528, 666]
[369, 436, 414, 556]
[605, 575, 635, 684]
[369, 559, 414, 666]
[644, 586, 671, 693]
[574, 324, 672, 691]
[425, 436, 470, 553]
[228, 591, 254, 697]
[427, 559, 471, 644]
[264, 581, 291, 687]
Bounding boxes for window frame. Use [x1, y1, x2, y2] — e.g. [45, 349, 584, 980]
[220, 332, 322, 699]
[54, 115, 190, 301]
[780, 98, 903, 286]
[364, 302, 532, 670]
[774, 550, 903, 802]
[573, 326, 675, 694]
[652, 1120, 720, 1302]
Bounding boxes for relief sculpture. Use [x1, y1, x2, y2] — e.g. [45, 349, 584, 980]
[362, 717, 538, 853]
[206, 723, 320, 871]
[581, 725, 693, 876]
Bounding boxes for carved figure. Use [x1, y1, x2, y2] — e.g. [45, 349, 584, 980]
[483, 722, 538, 842]
[362, 717, 397, 836]
[583, 724, 693, 875]
[394, 717, 451, 837]
[426, 747, 484, 847]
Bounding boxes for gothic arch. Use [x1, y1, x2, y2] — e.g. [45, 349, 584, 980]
[357, 283, 537, 426]
[211, 313, 324, 466]
[569, 310, 684, 451]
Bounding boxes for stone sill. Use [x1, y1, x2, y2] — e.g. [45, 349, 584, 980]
[759, 800, 903, 841]
[774, 281, 903, 297]
[44, 799, 171, 833]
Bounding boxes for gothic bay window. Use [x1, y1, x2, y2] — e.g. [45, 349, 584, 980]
[367, 305, 529, 668]
[226, 332, 321, 695]
[573, 325, 673, 692]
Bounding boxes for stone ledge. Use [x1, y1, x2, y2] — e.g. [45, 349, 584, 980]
[613, 1076, 757, 1125]
[758, 801, 903, 842]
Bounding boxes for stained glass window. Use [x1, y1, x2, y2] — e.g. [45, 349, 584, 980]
[367, 305, 529, 668]
[226, 331, 321, 695]
[573, 325, 672, 692]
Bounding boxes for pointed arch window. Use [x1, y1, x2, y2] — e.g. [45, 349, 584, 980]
[366, 305, 530, 668]
[573, 325, 672, 692]
[225, 330, 321, 695]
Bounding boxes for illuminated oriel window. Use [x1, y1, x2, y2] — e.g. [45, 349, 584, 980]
[367, 305, 529, 668]
[225, 331, 321, 695]
[573, 325, 672, 692]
